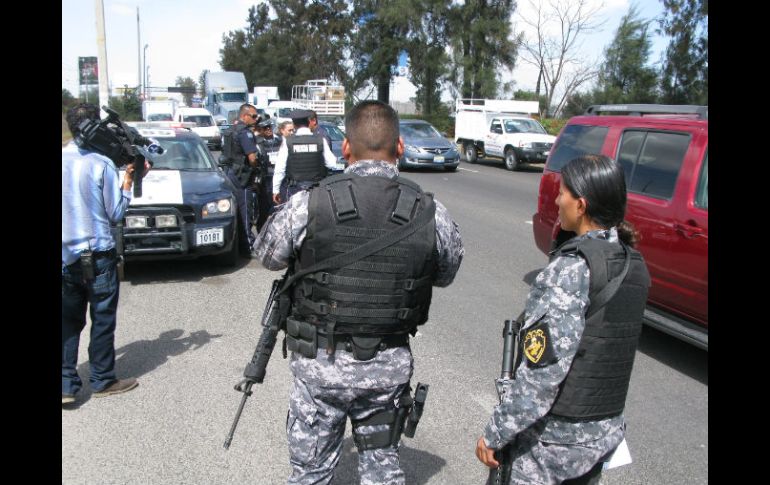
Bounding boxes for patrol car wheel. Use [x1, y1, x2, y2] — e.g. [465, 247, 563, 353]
[464, 143, 478, 164]
[504, 147, 521, 171]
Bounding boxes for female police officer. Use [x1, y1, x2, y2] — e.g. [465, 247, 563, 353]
[476, 154, 651, 484]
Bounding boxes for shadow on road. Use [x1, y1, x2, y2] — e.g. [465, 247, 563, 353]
[522, 268, 542, 286]
[66, 329, 221, 409]
[466, 159, 545, 173]
[329, 437, 446, 485]
[123, 256, 251, 285]
[636, 325, 708, 385]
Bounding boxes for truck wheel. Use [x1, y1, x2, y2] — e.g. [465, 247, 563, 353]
[504, 147, 521, 171]
[464, 143, 478, 164]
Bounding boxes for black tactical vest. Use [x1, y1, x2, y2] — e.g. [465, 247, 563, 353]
[258, 135, 282, 177]
[546, 237, 651, 420]
[221, 123, 252, 186]
[286, 134, 327, 183]
[291, 173, 437, 339]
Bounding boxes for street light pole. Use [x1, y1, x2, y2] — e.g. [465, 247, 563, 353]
[143, 44, 148, 99]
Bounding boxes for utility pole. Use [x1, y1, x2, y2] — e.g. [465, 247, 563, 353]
[143, 44, 149, 100]
[137, 7, 141, 95]
[94, 0, 110, 117]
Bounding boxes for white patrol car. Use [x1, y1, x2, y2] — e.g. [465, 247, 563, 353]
[114, 123, 240, 271]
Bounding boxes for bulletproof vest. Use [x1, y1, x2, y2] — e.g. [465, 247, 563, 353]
[258, 135, 282, 177]
[221, 123, 252, 186]
[547, 237, 651, 420]
[291, 173, 437, 339]
[286, 134, 327, 183]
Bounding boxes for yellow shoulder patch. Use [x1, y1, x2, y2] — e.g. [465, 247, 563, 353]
[524, 328, 546, 364]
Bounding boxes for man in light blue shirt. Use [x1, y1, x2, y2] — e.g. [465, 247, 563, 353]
[62, 103, 148, 405]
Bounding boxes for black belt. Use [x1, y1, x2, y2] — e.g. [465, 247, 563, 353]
[316, 333, 410, 353]
[92, 248, 117, 259]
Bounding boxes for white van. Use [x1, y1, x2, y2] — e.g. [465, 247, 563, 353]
[174, 107, 221, 150]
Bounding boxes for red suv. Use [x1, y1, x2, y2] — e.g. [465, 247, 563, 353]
[532, 104, 708, 350]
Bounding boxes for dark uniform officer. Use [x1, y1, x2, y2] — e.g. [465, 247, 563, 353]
[271, 109, 338, 205]
[254, 118, 282, 233]
[254, 101, 464, 485]
[220, 103, 261, 256]
[476, 155, 651, 485]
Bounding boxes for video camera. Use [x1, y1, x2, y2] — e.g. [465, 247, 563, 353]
[74, 105, 163, 197]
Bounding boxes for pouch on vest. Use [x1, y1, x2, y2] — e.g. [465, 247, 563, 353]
[350, 336, 382, 361]
[285, 317, 317, 359]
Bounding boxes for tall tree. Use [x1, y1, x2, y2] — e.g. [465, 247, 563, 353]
[658, 0, 707, 105]
[518, 0, 604, 117]
[198, 70, 208, 97]
[594, 4, 658, 104]
[448, 0, 520, 99]
[349, 0, 412, 104]
[174, 76, 198, 106]
[220, 0, 352, 99]
[405, 0, 452, 115]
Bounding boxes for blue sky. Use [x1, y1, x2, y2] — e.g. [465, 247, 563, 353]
[62, 0, 668, 100]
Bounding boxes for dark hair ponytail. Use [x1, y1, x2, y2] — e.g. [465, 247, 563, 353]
[561, 154, 639, 247]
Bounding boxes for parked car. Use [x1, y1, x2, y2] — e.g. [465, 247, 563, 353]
[317, 121, 346, 171]
[398, 119, 460, 171]
[532, 104, 708, 350]
[115, 124, 240, 271]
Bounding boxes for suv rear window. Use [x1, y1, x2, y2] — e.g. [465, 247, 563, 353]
[546, 124, 608, 171]
[617, 130, 690, 199]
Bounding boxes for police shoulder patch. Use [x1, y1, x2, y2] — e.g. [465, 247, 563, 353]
[523, 320, 557, 367]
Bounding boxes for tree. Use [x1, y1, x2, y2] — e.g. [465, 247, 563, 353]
[561, 90, 596, 118]
[658, 0, 707, 105]
[405, 0, 453, 115]
[220, 0, 352, 99]
[108, 86, 142, 121]
[62, 88, 77, 112]
[174, 76, 198, 106]
[513, 89, 549, 116]
[594, 4, 658, 104]
[198, 70, 208, 97]
[447, 0, 520, 99]
[518, 0, 604, 117]
[349, 0, 412, 104]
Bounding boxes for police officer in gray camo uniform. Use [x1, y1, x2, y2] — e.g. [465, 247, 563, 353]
[476, 154, 650, 485]
[254, 100, 463, 485]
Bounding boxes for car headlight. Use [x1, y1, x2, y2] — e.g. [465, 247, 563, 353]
[155, 215, 178, 228]
[405, 145, 421, 153]
[125, 216, 148, 228]
[202, 198, 233, 218]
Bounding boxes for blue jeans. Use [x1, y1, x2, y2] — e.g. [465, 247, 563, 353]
[61, 253, 120, 395]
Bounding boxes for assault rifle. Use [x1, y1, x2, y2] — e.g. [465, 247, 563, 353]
[487, 313, 524, 485]
[223, 272, 290, 450]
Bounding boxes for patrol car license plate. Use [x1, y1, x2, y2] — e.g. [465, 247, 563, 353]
[196, 228, 223, 246]
[433, 156, 444, 163]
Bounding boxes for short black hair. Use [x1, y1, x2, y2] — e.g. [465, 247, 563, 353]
[66, 103, 100, 136]
[239, 103, 256, 116]
[344, 101, 399, 158]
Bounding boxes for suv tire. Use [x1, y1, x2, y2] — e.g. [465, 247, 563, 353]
[464, 143, 478, 164]
[504, 147, 520, 171]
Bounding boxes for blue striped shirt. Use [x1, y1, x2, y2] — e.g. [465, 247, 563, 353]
[61, 142, 132, 266]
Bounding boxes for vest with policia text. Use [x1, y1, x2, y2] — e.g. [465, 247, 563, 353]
[286, 133, 327, 184]
[221, 123, 253, 186]
[533, 237, 650, 420]
[291, 173, 437, 344]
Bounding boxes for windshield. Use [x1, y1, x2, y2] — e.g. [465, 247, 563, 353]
[220, 92, 247, 102]
[400, 123, 441, 139]
[503, 118, 547, 134]
[182, 115, 213, 127]
[148, 113, 173, 122]
[149, 138, 217, 171]
[322, 124, 345, 141]
[277, 108, 295, 117]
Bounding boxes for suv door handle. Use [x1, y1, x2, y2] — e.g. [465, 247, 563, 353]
[675, 221, 705, 239]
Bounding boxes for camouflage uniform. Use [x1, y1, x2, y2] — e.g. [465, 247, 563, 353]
[254, 160, 464, 485]
[483, 228, 625, 485]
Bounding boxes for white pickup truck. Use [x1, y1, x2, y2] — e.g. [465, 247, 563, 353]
[454, 98, 556, 171]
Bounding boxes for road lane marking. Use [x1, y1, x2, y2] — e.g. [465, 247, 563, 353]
[525, 221, 533, 225]
[458, 167, 479, 173]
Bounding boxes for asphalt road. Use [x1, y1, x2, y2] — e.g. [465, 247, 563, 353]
[61, 157, 708, 484]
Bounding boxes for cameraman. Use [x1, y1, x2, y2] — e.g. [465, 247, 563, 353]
[62, 103, 150, 405]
